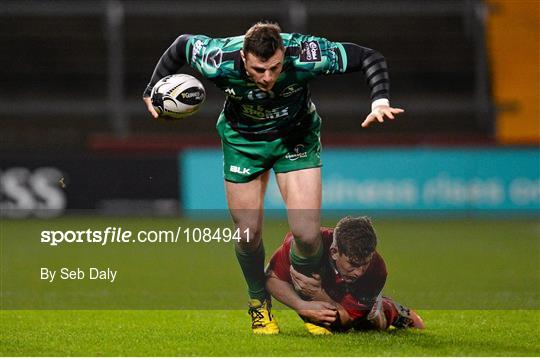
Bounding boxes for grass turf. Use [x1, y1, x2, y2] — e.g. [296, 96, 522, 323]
[1, 310, 539, 356]
[1, 217, 539, 355]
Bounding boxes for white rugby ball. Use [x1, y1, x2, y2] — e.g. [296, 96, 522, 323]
[151, 74, 206, 119]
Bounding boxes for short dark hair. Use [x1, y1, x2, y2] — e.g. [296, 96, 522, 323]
[334, 216, 377, 265]
[243, 21, 284, 61]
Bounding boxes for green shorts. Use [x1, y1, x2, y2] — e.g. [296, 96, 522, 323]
[216, 111, 322, 183]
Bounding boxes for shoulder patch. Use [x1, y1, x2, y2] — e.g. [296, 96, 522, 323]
[300, 41, 321, 62]
[204, 48, 223, 68]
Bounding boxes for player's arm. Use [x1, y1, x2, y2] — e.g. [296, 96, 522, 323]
[142, 34, 191, 118]
[266, 270, 338, 326]
[340, 43, 404, 127]
[288, 267, 353, 328]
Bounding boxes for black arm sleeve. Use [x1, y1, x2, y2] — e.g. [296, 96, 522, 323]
[142, 34, 191, 97]
[342, 43, 390, 101]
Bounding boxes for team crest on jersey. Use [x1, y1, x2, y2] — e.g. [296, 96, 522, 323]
[280, 84, 303, 97]
[300, 41, 321, 62]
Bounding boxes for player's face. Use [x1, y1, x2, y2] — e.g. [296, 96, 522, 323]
[241, 48, 285, 92]
[331, 250, 373, 283]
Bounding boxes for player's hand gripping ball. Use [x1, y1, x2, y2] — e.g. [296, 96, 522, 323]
[151, 74, 206, 119]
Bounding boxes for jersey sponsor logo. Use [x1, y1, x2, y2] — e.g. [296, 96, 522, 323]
[224, 88, 242, 100]
[285, 144, 308, 161]
[280, 84, 303, 97]
[300, 41, 321, 62]
[191, 40, 204, 63]
[203, 48, 223, 68]
[241, 104, 289, 120]
[246, 89, 275, 101]
[229, 165, 251, 175]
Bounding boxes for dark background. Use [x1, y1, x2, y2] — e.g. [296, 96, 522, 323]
[1, 0, 494, 154]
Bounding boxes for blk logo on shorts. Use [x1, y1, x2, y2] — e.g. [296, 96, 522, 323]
[230, 165, 251, 175]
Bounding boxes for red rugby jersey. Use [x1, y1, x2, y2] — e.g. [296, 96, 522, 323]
[267, 227, 387, 320]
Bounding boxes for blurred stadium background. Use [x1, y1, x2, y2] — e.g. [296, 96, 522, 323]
[0, 1, 539, 355]
[0, 0, 538, 217]
[0, 0, 540, 308]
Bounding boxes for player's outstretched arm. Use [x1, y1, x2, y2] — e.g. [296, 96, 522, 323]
[341, 43, 405, 127]
[142, 34, 191, 118]
[361, 104, 404, 128]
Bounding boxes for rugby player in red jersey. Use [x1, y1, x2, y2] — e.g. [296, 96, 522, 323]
[266, 216, 424, 334]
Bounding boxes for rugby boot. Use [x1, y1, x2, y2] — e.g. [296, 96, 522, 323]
[248, 298, 280, 334]
[299, 314, 333, 335]
[391, 301, 425, 329]
[303, 321, 333, 335]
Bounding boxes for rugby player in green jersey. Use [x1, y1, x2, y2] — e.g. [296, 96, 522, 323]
[143, 22, 403, 334]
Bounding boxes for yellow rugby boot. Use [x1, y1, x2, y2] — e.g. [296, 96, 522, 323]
[248, 299, 280, 334]
[304, 322, 333, 335]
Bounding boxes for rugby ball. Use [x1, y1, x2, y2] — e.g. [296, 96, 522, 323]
[151, 74, 206, 119]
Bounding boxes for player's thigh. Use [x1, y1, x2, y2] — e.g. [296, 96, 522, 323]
[275, 167, 322, 210]
[274, 112, 323, 249]
[225, 172, 270, 243]
[275, 170, 322, 249]
[221, 134, 271, 213]
[275, 168, 321, 250]
[225, 171, 270, 210]
[274, 112, 322, 209]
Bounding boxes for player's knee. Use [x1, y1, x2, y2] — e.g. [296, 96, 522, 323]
[288, 213, 320, 248]
[233, 222, 262, 247]
[291, 224, 320, 244]
[291, 228, 321, 255]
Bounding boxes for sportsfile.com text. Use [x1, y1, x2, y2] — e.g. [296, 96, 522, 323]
[40, 227, 251, 246]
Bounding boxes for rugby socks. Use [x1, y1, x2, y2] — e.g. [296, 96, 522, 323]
[235, 240, 267, 302]
[382, 298, 399, 328]
[289, 240, 323, 276]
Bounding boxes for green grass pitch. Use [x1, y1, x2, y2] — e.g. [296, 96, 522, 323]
[1, 216, 539, 356]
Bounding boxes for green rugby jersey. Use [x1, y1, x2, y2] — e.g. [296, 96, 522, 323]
[144, 33, 390, 140]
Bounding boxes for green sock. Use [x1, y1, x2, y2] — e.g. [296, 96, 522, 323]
[235, 241, 267, 302]
[289, 241, 323, 276]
